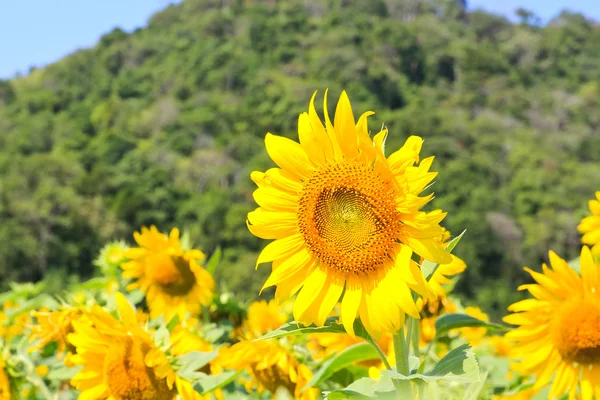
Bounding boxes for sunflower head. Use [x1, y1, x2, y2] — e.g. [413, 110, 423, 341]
[458, 306, 489, 345]
[579, 191, 600, 260]
[216, 340, 318, 400]
[425, 228, 466, 299]
[30, 306, 83, 357]
[68, 293, 178, 399]
[169, 318, 213, 356]
[504, 246, 600, 399]
[121, 226, 215, 320]
[95, 240, 129, 275]
[248, 90, 451, 338]
[243, 300, 288, 339]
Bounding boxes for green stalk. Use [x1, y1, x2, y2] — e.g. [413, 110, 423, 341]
[393, 325, 412, 397]
[365, 336, 392, 370]
[405, 316, 414, 361]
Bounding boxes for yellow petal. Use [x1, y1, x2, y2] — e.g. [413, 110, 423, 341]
[405, 237, 452, 265]
[293, 266, 329, 323]
[261, 248, 312, 292]
[316, 276, 344, 326]
[341, 276, 362, 337]
[255, 234, 305, 268]
[115, 292, 137, 327]
[264, 133, 313, 180]
[323, 89, 343, 160]
[307, 91, 335, 161]
[333, 91, 359, 157]
[580, 246, 598, 294]
[298, 112, 327, 165]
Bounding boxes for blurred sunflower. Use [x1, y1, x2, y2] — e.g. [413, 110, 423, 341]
[94, 240, 128, 273]
[0, 301, 29, 341]
[248, 90, 451, 338]
[504, 246, 600, 399]
[68, 293, 200, 400]
[30, 306, 83, 358]
[0, 357, 9, 400]
[169, 318, 213, 356]
[578, 191, 600, 257]
[215, 299, 318, 399]
[459, 306, 489, 346]
[424, 228, 466, 300]
[242, 300, 288, 340]
[216, 340, 317, 400]
[308, 331, 393, 369]
[489, 335, 510, 358]
[121, 226, 214, 320]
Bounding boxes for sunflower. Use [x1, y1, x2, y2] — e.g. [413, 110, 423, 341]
[245, 300, 288, 339]
[248, 90, 451, 338]
[459, 306, 489, 346]
[425, 228, 466, 300]
[121, 226, 214, 320]
[214, 298, 318, 399]
[0, 357, 9, 400]
[0, 301, 29, 341]
[68, 293, 200, 400]
[504, 246, 600, 399]
[216, 340, 318, 400]
[30, 306, 83, 358]
[418, 297, 458, 346]
[579, 191, 600, 258]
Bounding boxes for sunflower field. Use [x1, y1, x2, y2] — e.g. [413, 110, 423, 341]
[1, 89, 600, 400]
[3, 0, 600, 399]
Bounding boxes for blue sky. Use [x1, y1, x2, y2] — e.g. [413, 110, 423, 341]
[0, 0, 599, 79]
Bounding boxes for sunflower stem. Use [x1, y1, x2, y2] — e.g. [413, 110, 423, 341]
[412, 318, 420, 357]
[393, 323, 412, 397]
[405, 316, 414, 358]
[365, 336, 392, 370]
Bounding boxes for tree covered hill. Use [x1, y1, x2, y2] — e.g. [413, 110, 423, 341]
[1, 0, 599, 312]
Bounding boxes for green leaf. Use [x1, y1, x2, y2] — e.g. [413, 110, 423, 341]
[153, 326, 170, 350]
[127, 289, 145, 305]
[256, 316, 344, 340]
[194, 370, 241, 394]
[382, 344, 480, 384]
[327, 365, 369, 387]
[425, 344, 479, 382]
[166, 314, 180, 332]
[304, 343, 379, 390]
[423, 230, 466, 280]
[463, 371, 488, 400]
[324, 376, 397, 400]
[46, 366, 82, 381]
[434, 313, 508, 337]
[568, 257, 580, 272]
[257, 317, 369, 341]
[176, 351, 217, 381]
[206, 247, 222, 276]
[68, 277, 109, 291]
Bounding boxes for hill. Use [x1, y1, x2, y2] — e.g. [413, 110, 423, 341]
[1, 0, 600, 313]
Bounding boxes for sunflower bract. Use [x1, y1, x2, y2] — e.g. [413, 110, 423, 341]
[247, 90, 452, 338]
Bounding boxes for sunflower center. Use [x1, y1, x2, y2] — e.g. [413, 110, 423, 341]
[148, 254, 195, 296]
[251, 364, 296, 396]
[103, 337, 175, 400]
[553, 298, 600, 364]
[298, 161, 401, 274]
